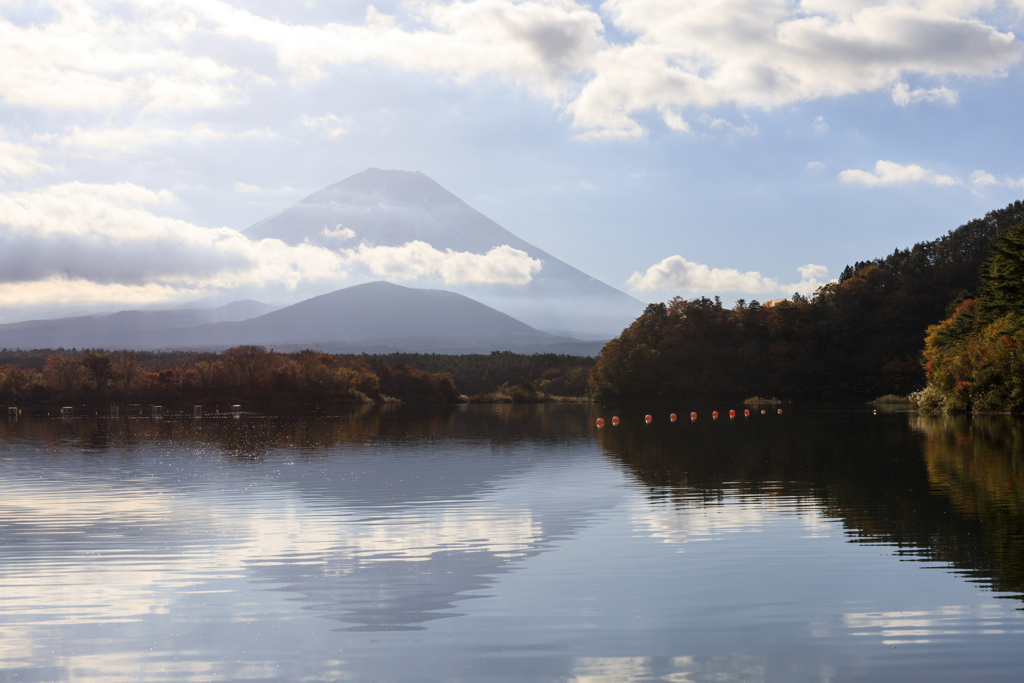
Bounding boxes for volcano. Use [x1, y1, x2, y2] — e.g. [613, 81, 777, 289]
[244, 169, 643, 336]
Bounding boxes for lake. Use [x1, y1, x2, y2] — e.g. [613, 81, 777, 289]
[1, 405, 1022, 682]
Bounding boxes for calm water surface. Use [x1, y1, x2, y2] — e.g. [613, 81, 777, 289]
[0, 405, 1022, 682]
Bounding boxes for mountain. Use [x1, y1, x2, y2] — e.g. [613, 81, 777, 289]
[244, 168, 645, 336]
[0, 300, 277, 350]
[0, 282, 607, 355]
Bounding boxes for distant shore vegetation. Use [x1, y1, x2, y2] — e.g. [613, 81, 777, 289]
[0, 348, 595, 410]
[590, 200, 1024, 406]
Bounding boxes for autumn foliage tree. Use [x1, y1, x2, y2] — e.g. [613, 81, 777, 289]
[921, 219, 1024, 413]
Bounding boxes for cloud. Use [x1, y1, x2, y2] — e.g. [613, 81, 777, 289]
[234, 182, 261, 193]
[838, 160, 961, 187]
[2, 0, 1018, 141]
[322, 224, 356, 240]
[627, 258, 832, 296]
[971, 169, 1024, 189]
[789, 263, 831, 295]
[660, 108, 691, 133]
[891, 82, 958, 106]
[0, 136, 52, 179]
[0, 1, 240, 111]
[345, 241, 542, 286]
[0, 182, 352, 308]
[797, 263, 828, 281]
[813, 116, 829, 134]
[569, 0, 1020, 138]
[300, 113, 347, 139]
[697, 114, 758, 138]
[627, 256, 779, 293]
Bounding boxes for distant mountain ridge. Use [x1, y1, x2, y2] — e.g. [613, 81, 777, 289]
[245, 168, 644, 335]
[0, 282, 608, 355]
[0, 300, 276, 350]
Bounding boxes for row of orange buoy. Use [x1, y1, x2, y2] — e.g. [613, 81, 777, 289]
[597, 408, 782, 427]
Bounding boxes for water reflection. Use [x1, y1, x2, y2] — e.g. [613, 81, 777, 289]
[596, 409, 1024, 602]
[1, 406, 1023, 682]
[0, 406, 612, 638]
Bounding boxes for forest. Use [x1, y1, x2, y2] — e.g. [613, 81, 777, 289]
[591, 199, 1024, 401]
[918, 214, 1024, 413]
[0, 347, 594, 409]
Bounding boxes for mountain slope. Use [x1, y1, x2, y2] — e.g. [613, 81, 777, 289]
[245, 169, 644, 335]
[0, 300, 277, 350]
[186, 281, 568, 346]
[0, 282, 604, 354]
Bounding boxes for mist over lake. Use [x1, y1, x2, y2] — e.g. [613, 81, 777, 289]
[1, 405, 1021, 682]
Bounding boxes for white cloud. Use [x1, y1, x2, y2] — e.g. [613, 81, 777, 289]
[569, 0, 1020, 138]
[660, 108, 691, 133]
[971, 169, 1024, 189]
[627, 258, 832, 296]
[805, 161, 825, 170]
[971, 169, 1000, 186]
[838, 160, 961, 187]
[300, 113, 347, 139]
[234, 181, 261, 193]
[813, 116, 829, 134]
[0, 182, 352, 308]
[0, 1, 240, 111]
[788, 263, 832, 295]
[627, 256, 779, 293]
[2, 0, 1016, 141]
[797, 263, 828, 281]
[345, 241, 542, 286]
[0, 131, 52, 178]
[54, 124, 225, 155]
[322, 224, 356, 240]
[891, 82, 958, 107]
[697, 113, 758, 138]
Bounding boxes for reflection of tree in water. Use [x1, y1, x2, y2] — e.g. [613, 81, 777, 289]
[597, 411, 1024, 602]
[912, 415, 1024, 599]
[1, 403, 599, 459]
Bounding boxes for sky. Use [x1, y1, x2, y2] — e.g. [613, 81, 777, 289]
[2, 0, 1024, 323]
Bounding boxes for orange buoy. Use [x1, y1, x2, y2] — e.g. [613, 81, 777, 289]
[690, 412, 697, 420]
[712, 411, 719, 419]
[761, 409, 766, 414]
[777, 408, 783, 414]
[670, 413, 677, 422]
[729, 410, 736, 418]
[612, 416, 620, 425]
[596, 418, 606, 427]
[645, 414, 653, 424]
[744, 409, 750, 417]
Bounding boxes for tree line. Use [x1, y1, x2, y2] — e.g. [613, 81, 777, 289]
[0, 347, 595, 408]
[591, 199, 1024, 401]
[919, 214, 1024, 412]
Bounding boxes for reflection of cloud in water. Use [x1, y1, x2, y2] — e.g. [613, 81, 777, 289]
[567, 655, 768, 683]
[0, 440, 619, 640]
[629, 492, 835, 547]
[844, 604, 1024, 644]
